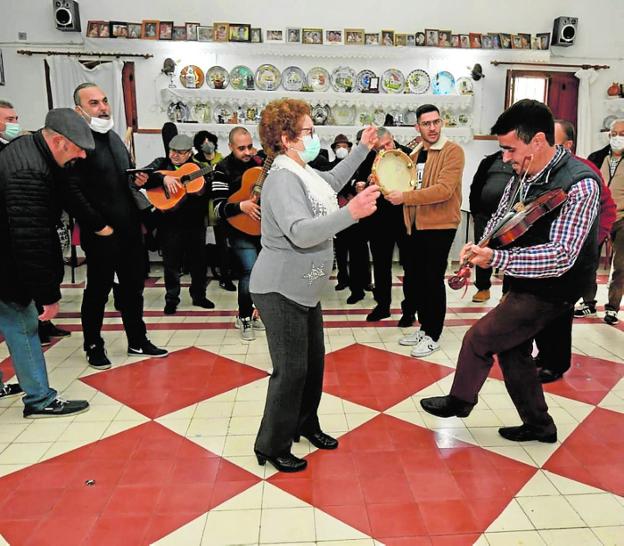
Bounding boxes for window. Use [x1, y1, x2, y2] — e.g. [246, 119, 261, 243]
[506, 70, 549, 107]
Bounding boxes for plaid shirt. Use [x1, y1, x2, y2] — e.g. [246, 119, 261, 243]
[482, 146, 600, 278]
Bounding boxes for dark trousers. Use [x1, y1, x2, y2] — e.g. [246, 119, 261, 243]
[450, 291, 567, 433]
[335, 222, 370, 294]
[403, 229, 456, 341]
[230, 231, 261, 318]
[534, 307, 574, 374]
[473, 213, 494, 291]
[159, 224, 207, 306]
[81, 233, 147, 349]
[212, 223, 233, 282]
[252, 292, 324, 457]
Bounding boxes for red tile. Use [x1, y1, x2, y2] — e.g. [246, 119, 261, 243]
[360, 475, 415, 504]
[0, 488, 62, 518]
[83, 515, 151, 545]
[105, 485, 162, 515]
[419, 499, 480, 535]
[431, 534, 481, 545]
[368, 502, 427, 537]
[323, 344, 454, 411]
[384, 538, 433, 546]
[313, 477, 366, 506]
[81, 347, 267, 418]
[24, 515, 97, 546]
[50, 485, 115, 516]
[407, 471, 464, 501]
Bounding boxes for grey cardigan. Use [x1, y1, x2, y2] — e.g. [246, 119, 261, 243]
[250, 142, 369, 307]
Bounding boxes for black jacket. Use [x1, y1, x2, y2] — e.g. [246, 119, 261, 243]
[587, 144, 610, 171]
[468, 151, 514, 216]
[0, 131, 65, 305]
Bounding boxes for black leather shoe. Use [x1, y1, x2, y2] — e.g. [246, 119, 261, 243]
[346, 291, 365, 304]
[294, 431, 339, 450]
[335, 282, 348, 291]
[538, 368, 564, 384]
[164, 302, 177, 315]
[192, 298, 215, 309]
[397, 314, 415, 328]
[498, 424, 557, 443]
[219, 280, 236, 292]
[420, 395, 475, 418]
[255, 450, 307, 472]
[366, 306, 391, 322]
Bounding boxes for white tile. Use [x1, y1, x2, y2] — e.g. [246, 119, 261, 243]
[485, 530, 546, 545]
[152, 513, 207, 545]
[591, 526, 624, 545]
[486, 499, 535, 532]
[259, 507, 316, 543]
[516, 495, 585, 529]
[565, 493, 624, 526]
[201, 509, 261, 545]
[314, 507, 371, 541]
[538, 528, 602, 545]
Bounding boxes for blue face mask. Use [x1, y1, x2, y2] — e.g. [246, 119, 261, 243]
[297, 134, 321, 163]
[3, 122, 20, 140]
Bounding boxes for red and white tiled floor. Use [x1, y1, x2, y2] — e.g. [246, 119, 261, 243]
[0, 266, 623, 545]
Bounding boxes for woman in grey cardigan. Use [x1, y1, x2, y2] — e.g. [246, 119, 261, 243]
[250, 98, 380, 472]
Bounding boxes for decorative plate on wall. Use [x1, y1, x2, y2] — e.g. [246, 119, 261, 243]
[229, 66, 255, 90]
[432, 71, 456, 95]
[355, 69, 377, 92]
[255, 64, 282, 91]
[282, 66, 306, 91]
[455, 76, 474, 95]
[380, 68, 405, 94]
[406, 69, 430, 94]
[307, 67, 331, 92]
[179, 65, 204, 89]
[167, 101, 190, 122]
[331, 66, 356, 92]
[206, 66, 230, 89]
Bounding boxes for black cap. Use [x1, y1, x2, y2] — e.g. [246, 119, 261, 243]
[45, 108, 95, 151]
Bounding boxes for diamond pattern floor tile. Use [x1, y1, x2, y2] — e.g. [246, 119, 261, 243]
[80, 347, 267, 418]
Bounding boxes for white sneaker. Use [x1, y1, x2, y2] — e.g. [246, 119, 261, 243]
[399, 330, 425, 346]
[252, 316, 265, 331]
[410, 335, 440, 357]
[237, 316, 256, 341]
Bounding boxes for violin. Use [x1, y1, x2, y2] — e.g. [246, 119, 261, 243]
[448, 188, 568, 291]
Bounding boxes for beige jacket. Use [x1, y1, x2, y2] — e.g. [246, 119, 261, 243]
[601, 156, 624, 223]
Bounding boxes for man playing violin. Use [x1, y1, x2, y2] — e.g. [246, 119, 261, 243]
[420, 99, 601, 443]
[138, 134, 214, 315]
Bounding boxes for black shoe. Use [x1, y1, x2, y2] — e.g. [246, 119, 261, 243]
[254, 450, 307, 472]
[365, 283, 374, 292]
[335, 282, 348, 291]
[498, 424, 557, 443]
[294, 431, 339, 450]
[420, 395, 475, 418]
[538, 368, 564, 384]
[346, 291, 365, 304]
[128, 340, 168, 358]
[39, 321, 71, 338]
[397, 314, 415, 328]
[164, 302, 177, 315]
[0, 384, 23, 399]
[192, 297, 215, 309]
[24, 398, 90, 419]
[366, 306, 391, 322]
[39, 332, 52, 347]
[86, 345, 112, 370]
[219, 280, 236, 292]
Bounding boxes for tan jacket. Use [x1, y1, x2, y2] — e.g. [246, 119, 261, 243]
[402, 136, 464, 233]
[601, 156, 624, 223]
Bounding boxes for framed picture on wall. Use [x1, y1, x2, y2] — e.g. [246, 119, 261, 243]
[303, 28, 323, 44]
[141, 20, 159, 40]
[415, 32, 425, 46]
[127, 23, 141, 39]
[172, 26, 187, 41]
[197, 26, 213, 42]
[450, 34, 460, 48]
[265, 29, 283, 42]
[86, 21, 102, 38]
[438, 30, 451, 47]
[499, 33, 512, 49]
[488, 33, 501, 48]
[213, 22, 229, 42]
[185, 22, 200, 41]
[406, 34, 416, 46]
[469, 32, 482, 48]
[229, 23, 251, 42]
[481, 34, 492, 48]
[0, 50, 5, 86]
[518, 33, 531, 49]
[425, 29, 438, 47]
[344, 28, 364, 45]
[394, 33, 407, 47]
[459, 34, 470, 48]
[286, 28, 301, 43]
[324, 29, 342, 44]
[365, 33, 379, 45]
[536, 32, 550, 50]
[109, 21, 128, 38]
[159, 21, 173, 40]
[250, 28, 262, 43]
[381, 29, 394, 46]
[98, 21, 110, 37]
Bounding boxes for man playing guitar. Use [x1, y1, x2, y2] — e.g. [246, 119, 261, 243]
[211, 127, 264, 341]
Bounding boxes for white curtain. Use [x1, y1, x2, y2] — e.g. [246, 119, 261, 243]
[575, 69, 598, 158]
[46, 57, 127, 138]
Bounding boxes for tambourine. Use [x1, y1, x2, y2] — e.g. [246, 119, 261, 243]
[371, 149, 416, 195]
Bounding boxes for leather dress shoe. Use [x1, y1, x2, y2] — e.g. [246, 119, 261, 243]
[537, 368, 564, 384]
[219, 280, 236, 292]
[192, 297, 215, 309]
[335, 282, 348, 291]
[397, 313, 415, 328]
[294, 431, 338, 450]
[254, 450, 307, 472]
[366, 306, 391, 322]
[346, 291, 365, 304]
[420, 395, 475, 418]
[498, 424, 557, 443]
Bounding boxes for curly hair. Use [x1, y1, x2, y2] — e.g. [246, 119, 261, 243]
[259, 98, 311, 155]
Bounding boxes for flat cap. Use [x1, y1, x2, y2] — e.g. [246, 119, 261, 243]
[45, 108, 95, 151]
[169, 134, 193, 151]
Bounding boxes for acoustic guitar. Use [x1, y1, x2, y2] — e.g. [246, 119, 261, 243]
[145, 163, 212, 211]
[226, 155, 274, 236]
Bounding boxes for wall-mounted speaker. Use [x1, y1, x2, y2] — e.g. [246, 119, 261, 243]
[551, 16, 577, 47]
[53, 0, 81, 32]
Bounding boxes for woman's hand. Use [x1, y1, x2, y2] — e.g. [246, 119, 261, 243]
[360, 126, 379, 150]
[347, 184, 380, 220]
[385, 191, 404, 205]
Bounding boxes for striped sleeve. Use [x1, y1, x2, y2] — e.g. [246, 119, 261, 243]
[211, 167, 240, 219]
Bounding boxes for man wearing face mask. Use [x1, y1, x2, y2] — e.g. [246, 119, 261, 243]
[585, 119, 624, 326]
[420, 100, 601, 443]
[212, 126, 264, 341]
[0, 108, 92, 417]
[0, 100, 20, 151]
[64, 83, 168, 369]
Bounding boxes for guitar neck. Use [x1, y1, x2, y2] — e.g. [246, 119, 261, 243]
[253, 155, 274, 191]
[181, 165, 212, 184]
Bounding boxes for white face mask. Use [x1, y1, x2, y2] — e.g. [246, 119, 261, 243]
[89, 115, 114, 134]
[335, 147, 349, 160]
[610, 136, 624, 152]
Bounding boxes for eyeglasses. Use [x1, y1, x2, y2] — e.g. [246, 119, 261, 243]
[236, 144, 254, 152]
[610, 131, 624, 137]
[170, 149, 191, 155]
[418, 118, 442, 129]
[299, 127, 315, 137]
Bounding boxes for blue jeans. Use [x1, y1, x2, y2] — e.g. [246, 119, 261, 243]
[0, 299, 57, 409]
[229, 232, 261, 318]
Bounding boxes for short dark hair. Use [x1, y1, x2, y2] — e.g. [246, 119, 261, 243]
[491, 99, 555, 145]
[554, 119, 575, 144]
[0, 100, 14, 110]
[416, 104, 440, 121]
[193, 130, 219, 151]
[72, 82, 98, 106]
